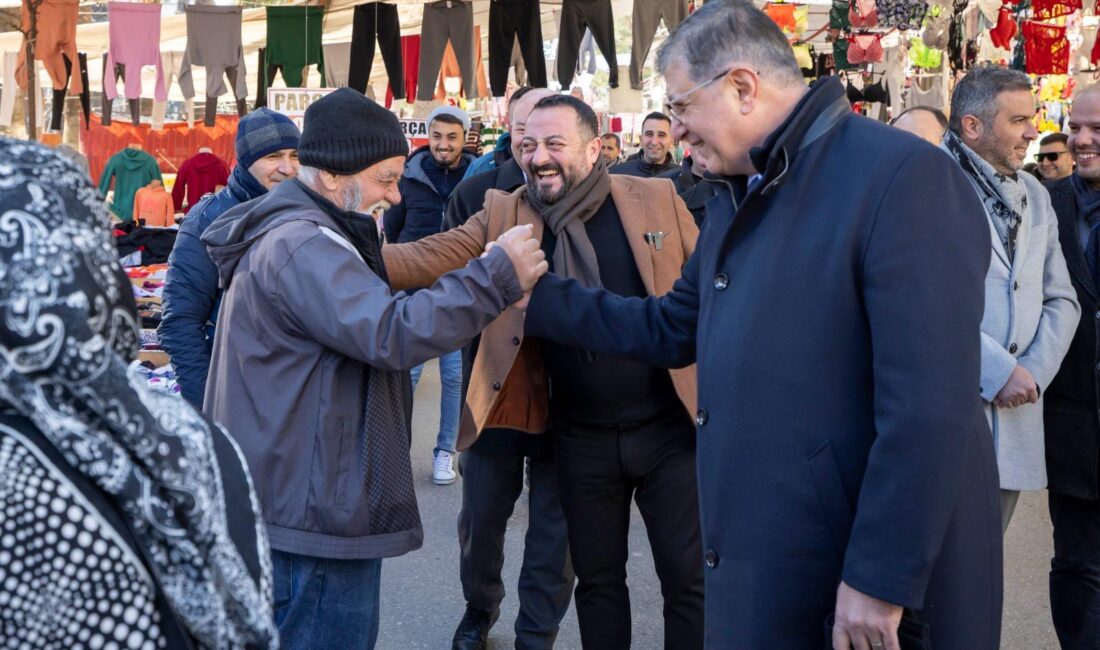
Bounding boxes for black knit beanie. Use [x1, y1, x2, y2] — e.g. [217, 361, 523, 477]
[297, 87, 409, 174]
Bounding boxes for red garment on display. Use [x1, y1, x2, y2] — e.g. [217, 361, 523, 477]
[171, 151, 229, 211]
[611, 116, 623, 132]
[990, 8, 1018, 50]
[1093, 31, 1100, 65]
[1032, 0, 1081, 20]
[1024, 21, 1070, 74]
[386, 35, 420, 108]
[764, 3, 798, 32]
[849, 0, 878, 29]
[847, 33, 884, 63]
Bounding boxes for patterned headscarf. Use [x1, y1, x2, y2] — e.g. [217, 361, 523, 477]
[0, 138, 278, 648]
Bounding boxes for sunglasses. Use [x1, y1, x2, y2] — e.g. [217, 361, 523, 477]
[1035, 152, 1067, 163]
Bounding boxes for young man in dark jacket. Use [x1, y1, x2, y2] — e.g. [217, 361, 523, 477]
[1043, 83, 1100, 649]
[610, 112, 678, 177]
[202, 88, 547, 649]
[383, 106, 477, 484]
[159, 108, 300, 407]
[659, 154, 714, 226]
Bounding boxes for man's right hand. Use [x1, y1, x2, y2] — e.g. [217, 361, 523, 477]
[994, 363, 1039, 408]
[493, 224, 548, 292]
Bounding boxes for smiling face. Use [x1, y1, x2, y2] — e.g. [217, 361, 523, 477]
[519, 106, 601, 204]
[1070, 91, 1100, 188]
[429, 119, 466, 168]
[641, 117, 673, 164]
[963, 89, 1039, 175]
[247, 149, 300, 190]
[1037, 140, 1073, 181]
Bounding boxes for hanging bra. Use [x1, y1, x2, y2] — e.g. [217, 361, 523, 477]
[910, 38, 944, 69]
[833, 38, 853, 70]
[830, 0, 852, 29]
[846, 78, 889, 104]
[849, 0, 878, 29]
[1024, 20, 1070, 75]
[848, 33, 885, 64]
[989, 8, 1018, 50]
[922, 6, 951, 49]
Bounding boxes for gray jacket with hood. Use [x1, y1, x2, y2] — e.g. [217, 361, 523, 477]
[202, 179, 523, 560]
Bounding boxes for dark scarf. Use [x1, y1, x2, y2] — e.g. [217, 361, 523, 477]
[294, 180, 419, 535]
[230, 161, 270, 202]
[523, 157, 612, 288]
[942, 129, 1026, 261]
[0, 139, 277, 646]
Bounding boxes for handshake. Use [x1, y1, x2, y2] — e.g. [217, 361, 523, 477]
[484, 224, 550, 308]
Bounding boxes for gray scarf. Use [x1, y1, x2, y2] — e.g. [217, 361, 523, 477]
[0, 138, 278, 648]
[942, 130, 1027, 260]
[523, 157, 612, 288]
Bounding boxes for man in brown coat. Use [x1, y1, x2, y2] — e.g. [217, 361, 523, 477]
[384, 94, 702, 650]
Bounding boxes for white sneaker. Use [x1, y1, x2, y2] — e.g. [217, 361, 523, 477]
[433, 451, 457, 485]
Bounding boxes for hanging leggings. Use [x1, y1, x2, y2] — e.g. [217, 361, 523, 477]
[48, 52, 89, 131]
[258, 5, 326, 104]
[349, 3, 406, 100]
[578, 29, 597, 75]
[101, 53, 141, 126]
[488, 0, 546, 97]
[557, 0, 618, 90]
[417, 0, 476, 101]
[0, 52, 19, 128]
[630, 0, 687, 90]
[179, 5, 249, 126]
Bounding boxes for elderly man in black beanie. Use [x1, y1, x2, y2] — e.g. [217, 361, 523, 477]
[202, 87, 549, 649]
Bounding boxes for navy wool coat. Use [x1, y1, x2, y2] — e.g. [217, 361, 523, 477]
[525, 78, 1003, 649]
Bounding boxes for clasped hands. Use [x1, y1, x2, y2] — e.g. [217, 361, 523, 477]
[484, 224, 548, 310]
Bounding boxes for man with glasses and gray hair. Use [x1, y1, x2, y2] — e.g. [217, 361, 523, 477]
[519, 0, 1005, 647]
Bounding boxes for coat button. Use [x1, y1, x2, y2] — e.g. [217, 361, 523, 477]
[1009, 343, 1018, 354]
[492, 381, 502, 391]
[1095, 310, 1100, 321]
[713, 273, 729, 291]
[512, 336, 521, 345]
[1014, 281, 1019, 291]
[695, 409, 708, 427]
[705, 550, 719, 568]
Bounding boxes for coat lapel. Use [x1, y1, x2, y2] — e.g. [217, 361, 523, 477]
[987, 215, 1011, 269]
[1054, 186, 1100, 300]
[1011, 199, 1031, 275]
[610, 179, 657, 295]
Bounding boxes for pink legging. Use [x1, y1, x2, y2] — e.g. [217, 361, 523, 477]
[104, 2, 165, 101]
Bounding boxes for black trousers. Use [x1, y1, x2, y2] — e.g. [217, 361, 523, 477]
[457, 439, 574, 649]
[349, 2, 406, 100]
[553, 411, 704, 650]
[50, 53, 90, 131]
[101, 53, 140, 125]
[488, 0, 547, 97]
[557, 0, 618, 90]
[1050, 491, 1100, 649]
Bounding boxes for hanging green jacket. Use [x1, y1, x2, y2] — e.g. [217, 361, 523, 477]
[98, 148, 163, 221]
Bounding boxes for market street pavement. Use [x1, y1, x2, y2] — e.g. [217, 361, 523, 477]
[378, 360, 1062, 649]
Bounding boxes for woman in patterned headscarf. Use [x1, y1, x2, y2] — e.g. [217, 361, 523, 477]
[0, 138, 278, 648]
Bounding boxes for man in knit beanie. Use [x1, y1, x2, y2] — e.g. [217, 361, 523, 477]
[201, 87, 549, 649]
[160, 107, 301, 408]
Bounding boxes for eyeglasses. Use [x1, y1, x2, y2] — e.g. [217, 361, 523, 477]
[1035, 151, 1067, 163]
[665, 68, 735, 122]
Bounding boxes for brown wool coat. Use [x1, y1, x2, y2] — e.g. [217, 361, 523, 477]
[382, 174, 699, 449]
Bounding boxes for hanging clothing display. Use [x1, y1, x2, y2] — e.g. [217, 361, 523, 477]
[489, 0, 547, 97]
[324, 42, 353, 88]
[1024, 20, 1071, 75]
[261, 6, 326, 92]
[104, 3, 166, 104]
[134, 183, 176, 228]
[46, 51, 89, 132]
[101, 53, 141, 126]
[15, 0, 82, 99]
[98, 148, 163, 222]
[178, 5, 248, 127]
[349, 2, 405, 100]
[578, 28, 598, 75]
[0, 51, 17, 128]
[906, 75, 946, 110]
[434, 27, 489, 99]
[830, 0, 852, 29]
[558, 0, 618, 90]
[833, 38, 853, 71]
[416, 0, 476, 101]
[849, 0, 879, 29]
[1033, 0, 1082, 20]
[172, 151, 229, 212]
[923, 7, 950, 49]
[910, 37, 944, 69]
[152, 51, 193, 130]
[877, 0, 927, 29]
[632, 0, 688, 89]
[989, 8, 1018, 50]
[884, 44, 907, 110]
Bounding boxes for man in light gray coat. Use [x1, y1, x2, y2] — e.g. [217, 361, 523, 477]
[202, 88, 549, 649]
[943, 65, 1080, 532]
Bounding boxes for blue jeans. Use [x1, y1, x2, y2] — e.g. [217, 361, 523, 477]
[272, 550, 383, 649]
[410, 348, 462, 455]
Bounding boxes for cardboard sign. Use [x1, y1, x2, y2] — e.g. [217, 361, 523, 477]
[400, 118, 429, 150]
[267, 88, 337, 129]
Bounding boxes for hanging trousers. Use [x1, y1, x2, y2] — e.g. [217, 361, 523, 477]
[416, 0, 476, 101]
[101, 53, 141, 125]
[152, 51, 194, 130]
[577, 29, 597, 76]
[324, 42, 353, 87]
[0, 51, 20, 128]
[349, 2, 406, 100]
[48, 52, 89, 131]
[179, 5, 249, 126]
[488, 0, 546, 97]
[256, 6, 326, 105]
[557, 0, 618, 90]
[630, 0, 687, 89]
